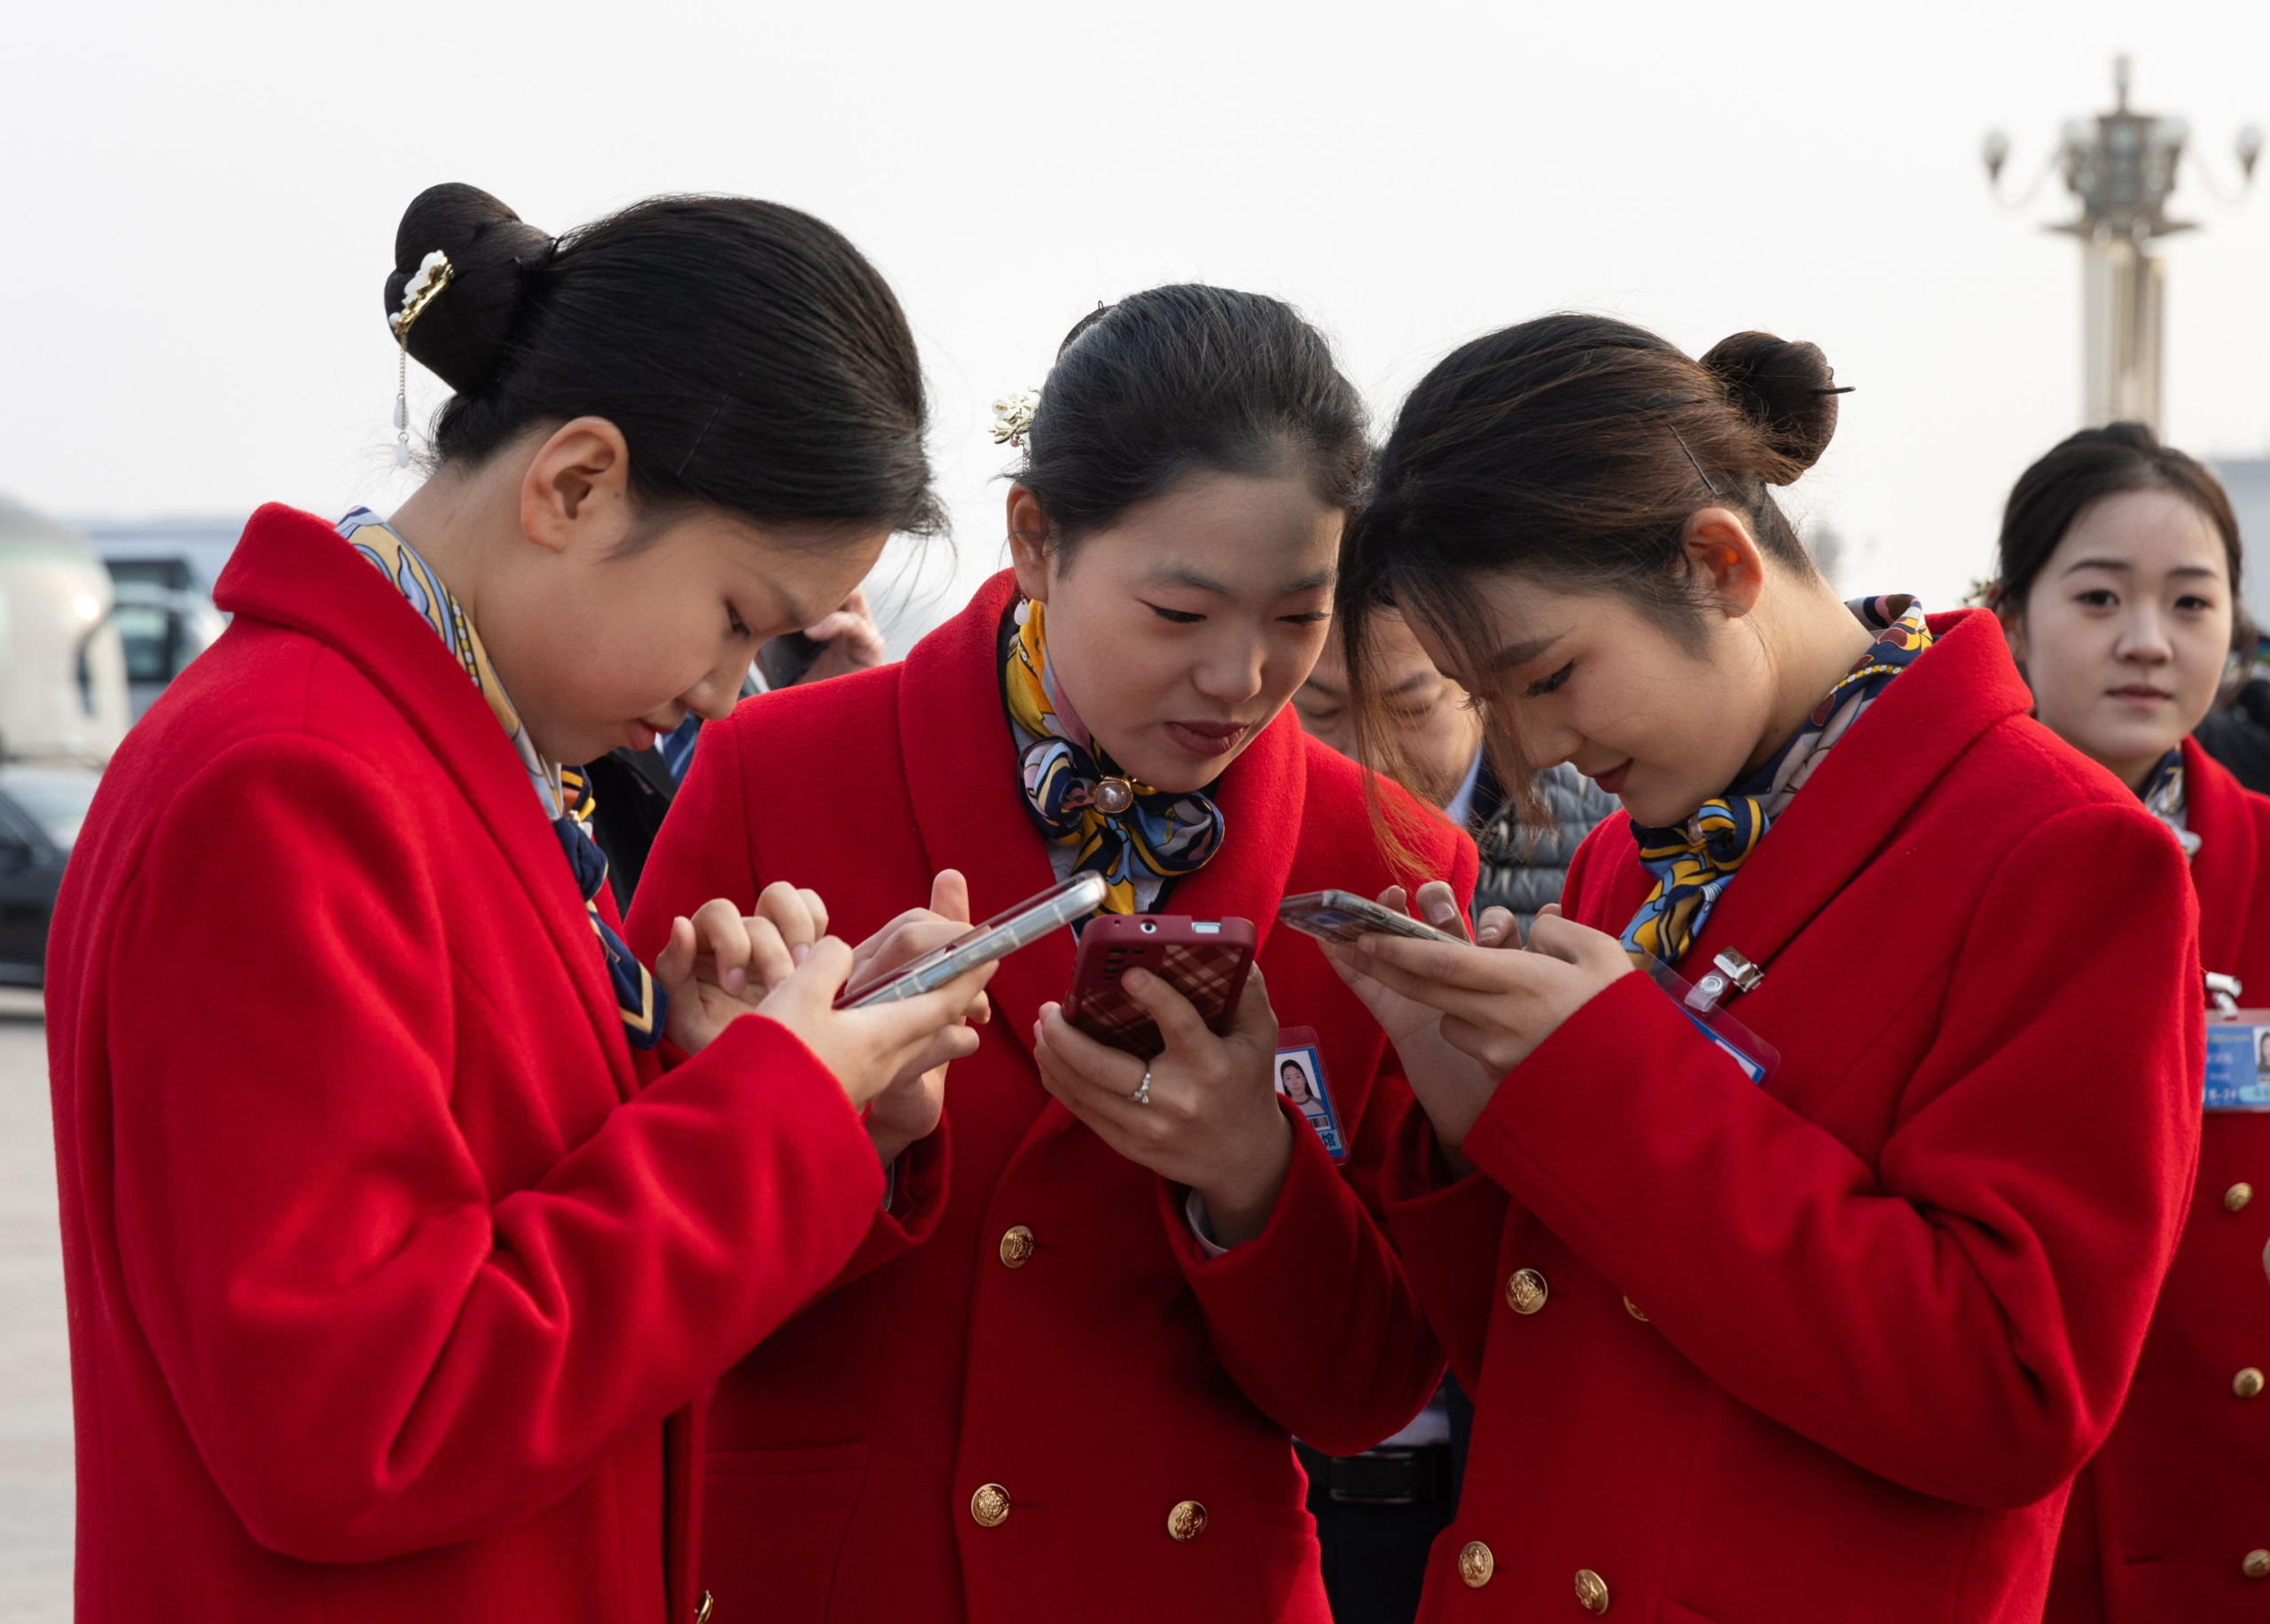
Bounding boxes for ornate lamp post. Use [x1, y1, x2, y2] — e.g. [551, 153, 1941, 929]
[1984, 57, 2259, 432]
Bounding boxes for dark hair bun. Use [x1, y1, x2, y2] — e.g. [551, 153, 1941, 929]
[385, 183, 554, 394]
[1700, 331, 1840, 480]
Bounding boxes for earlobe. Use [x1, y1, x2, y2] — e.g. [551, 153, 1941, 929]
[1006, 485, 1053, 603]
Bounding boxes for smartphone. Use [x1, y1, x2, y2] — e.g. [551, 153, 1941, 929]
[1278, 889, 1466, 948]
[836, 872, 1107, 1009]
[1066, 914, 1257, 1058]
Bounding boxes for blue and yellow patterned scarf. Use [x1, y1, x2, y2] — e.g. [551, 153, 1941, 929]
[2138, 746, 2200, 860]
[1621, 595, 1933, 972]
[338, 509, 664, 1048]
[1001, 597, 1225, 916]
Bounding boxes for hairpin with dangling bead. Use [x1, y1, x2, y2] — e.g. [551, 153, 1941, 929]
[389, 251, 455, 468]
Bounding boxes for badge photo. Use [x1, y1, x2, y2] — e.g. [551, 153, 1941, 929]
[1273, 1025, 1345, 1160]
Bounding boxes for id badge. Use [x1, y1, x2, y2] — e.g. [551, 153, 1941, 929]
[1274, 1026, 1346, 1160]
[1639, 961, 1780, 1085]
[2205, 1010, 2270, 1111]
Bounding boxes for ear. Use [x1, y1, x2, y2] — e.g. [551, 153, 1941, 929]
[520, 417, 637, 557]
[1998, 603, 2029, 666]
[1679, 507, 1768, 618]
[1006, 485, 1054, 602]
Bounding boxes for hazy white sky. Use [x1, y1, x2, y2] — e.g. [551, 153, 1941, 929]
[10, 0, 2270, 645]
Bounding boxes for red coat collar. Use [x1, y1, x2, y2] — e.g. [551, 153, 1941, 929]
[215, 503, 634, 1087]
[1679, 609, 2037, 977]
[2183, 733, 2262, 980]
[896, 570, 1310, 1053]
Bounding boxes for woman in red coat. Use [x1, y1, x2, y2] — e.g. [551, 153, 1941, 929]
[1989, 426, 2270, 1618]
[1322, 316, 2201, 1623]
[44, 184, 988, 1623]
[627, 285, 1476, 1623]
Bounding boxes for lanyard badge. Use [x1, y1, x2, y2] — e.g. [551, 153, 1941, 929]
[2205, 974, 2270, 1113]
[1641, 948, 1781, 1085]
[1274, 1026, 1347, 1160]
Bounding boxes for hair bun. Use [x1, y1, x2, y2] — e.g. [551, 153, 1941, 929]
[385, 183, 554, 394]
[1700, 331, 1841, 480]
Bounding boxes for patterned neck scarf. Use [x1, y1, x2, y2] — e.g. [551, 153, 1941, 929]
[1621, 595, 1933, 972]
[1000, 597, 1225, 915]
[2137, 746, 2201, 860]
[338, 510, 664, 1048]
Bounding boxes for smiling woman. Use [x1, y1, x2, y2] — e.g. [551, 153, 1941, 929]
[1325, 313, 2201, 1624]
[627, 283, 1478, 1624]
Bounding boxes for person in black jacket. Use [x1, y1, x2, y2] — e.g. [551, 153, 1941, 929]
[2196, 648, 2270, 795]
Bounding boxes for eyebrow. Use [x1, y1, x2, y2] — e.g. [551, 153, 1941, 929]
[1384, 670, 1436, 698]
[2059, 557, 2223, 581]
[1149, 566, 1335, 597]
[1483, 630, 1565, 673]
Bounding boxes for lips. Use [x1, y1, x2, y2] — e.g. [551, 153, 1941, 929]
[2107, 685, 2174, 703]
[1588, 761, 1632, 795]
[1163, 720, 1251, 759]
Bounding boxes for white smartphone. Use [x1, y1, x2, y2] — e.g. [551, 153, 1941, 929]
[836, 872, 1108, 1008]
[1278, 888, 1466, 948]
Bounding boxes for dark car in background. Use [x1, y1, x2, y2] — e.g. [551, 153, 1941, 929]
[0, 765, 99, 985]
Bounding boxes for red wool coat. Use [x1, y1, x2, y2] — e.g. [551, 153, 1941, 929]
[1382, 611, 2203, 1624]
[2047, 734, 2270, 1619]
[625, 571, 1476, 1624]
[44, 504, 888, 1623]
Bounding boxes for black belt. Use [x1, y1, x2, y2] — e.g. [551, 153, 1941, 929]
[1296, 1441, 1452, 1508]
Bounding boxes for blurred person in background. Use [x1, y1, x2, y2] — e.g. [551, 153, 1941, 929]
[2193, 634, 2270, 793]
[1326, 317, 2198, 1624]
[43, 182, 992, 1624]
[628, 285, 1476, 1624]
[1989, 424, 2270, 1622]
[1293, 613, 1616, 1623]
[583, 589, 886, 907]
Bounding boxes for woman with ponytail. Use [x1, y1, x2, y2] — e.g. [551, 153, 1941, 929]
[628, 285, 1476, 1623]
[1326, 316, 2200, 1622]
[45, 183, 990, 1622]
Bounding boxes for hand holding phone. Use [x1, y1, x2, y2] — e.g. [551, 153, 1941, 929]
[1278, 888, 1466, 949]
[837, 873, 1106, 1009]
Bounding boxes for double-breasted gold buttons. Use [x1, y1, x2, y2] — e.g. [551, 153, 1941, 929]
[2228, 1183, 2255, 1213]
[1623, 1296, 1648, 1323]
[1458, 1540, 1495, 1587]
[1506, 1268, 1549, 1315]
[2236, 1367, 2266, 1400]
[970, 1483, 1011, 1526]
[998, 1225, 1036, 1268]
[2245, 1548, 2270, 1580]
[1574, 1568, 1611, 1613]
[1166, 1500, 1208, 1542]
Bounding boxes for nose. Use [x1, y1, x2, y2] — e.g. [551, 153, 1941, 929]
[1192, 629, 1267, 707]
[1513, 708, 1583, 773]
[683, 652, 748, 723]
[2115, 603, 2174, 666]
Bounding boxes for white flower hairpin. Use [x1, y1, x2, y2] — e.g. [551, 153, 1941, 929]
[389, 250, 456, 468]
[990, 389, 1040, 449]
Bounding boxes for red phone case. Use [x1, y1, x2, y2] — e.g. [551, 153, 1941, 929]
[1067, 915, 1257, 1059]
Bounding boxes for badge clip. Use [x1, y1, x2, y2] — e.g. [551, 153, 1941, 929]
[1687, 948, 1765, 1014]
[2208, 972, 2245, 1013]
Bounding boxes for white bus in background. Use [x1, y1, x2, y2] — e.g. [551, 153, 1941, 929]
[0, 496, 129, 764]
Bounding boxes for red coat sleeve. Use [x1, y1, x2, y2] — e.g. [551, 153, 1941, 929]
[625, 717, 951, 1281]
[1460, 801, 2203, 1509]
[1157, 824, 1479, 1456]
[105, 735, 887, 1563]
[1379, 1110, 1514, 1394]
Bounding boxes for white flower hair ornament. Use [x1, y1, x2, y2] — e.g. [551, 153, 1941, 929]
[389, 250, 457, 468]
[990, 389, 1041, 449]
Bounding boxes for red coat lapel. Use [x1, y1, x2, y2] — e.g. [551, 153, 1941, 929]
[2184, 734, 2259, 981]
[1684, 611, 2036, 976]
[214, 504, 634, 1091]
[896, 570, 1311, 1052]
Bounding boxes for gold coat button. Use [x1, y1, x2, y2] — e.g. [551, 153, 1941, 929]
[1623, 1296, 1649, 1323]
[1166, 1500, 1208, 1542]
[2229, 1183, 2256, 1214]
[2237, 1368, 2266, 1400]
[695, 1592, 714, 1624]
[1458, 1539, 1495, 1588]
[2246, 1549, 2270, 1579]
[1505, 1268, 1549, 1315]
[998, 1225, 1036, 1269]
[1575, 1568, 1611, 1613]
[969, 1483, 1011, 1526]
